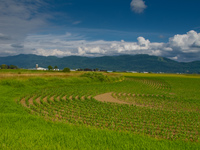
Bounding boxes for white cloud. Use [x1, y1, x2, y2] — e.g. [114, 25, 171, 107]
[169, 30, 200, 52]
[33, 48, 72, 56]
[164, 30, 200, 61]
[78, 47, 85, 55]
[0, 30, 200, 62]
[137, 37, 150, 48]
[130, 0, 147, 13]
[168, 56, 178, 60]
[193, 41, 200, 47]
[1, 1, 199, 62]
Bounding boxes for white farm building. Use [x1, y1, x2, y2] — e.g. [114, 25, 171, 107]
[37, 67, 47, 70]
[36, 64, 47, 70]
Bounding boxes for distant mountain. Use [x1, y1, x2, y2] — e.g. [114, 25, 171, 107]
[0, 54, 200, 73]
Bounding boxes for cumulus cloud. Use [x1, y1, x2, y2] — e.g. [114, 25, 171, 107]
[1, 0, 199, 62]
[166, 30, 200, 61]
[169, 30, 200, 51]
[137, 37, 150, 47]
[130, 0, 147, 13]
[21, 33, 163, 57]
[33, 48, 73, 57]
[0, 30, 200, 62]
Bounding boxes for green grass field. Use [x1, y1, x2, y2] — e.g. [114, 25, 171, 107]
[0, 70, 200, 149]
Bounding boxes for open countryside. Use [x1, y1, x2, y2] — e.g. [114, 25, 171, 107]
[1, 0, 200, 149]
[0, 70, 200, 149]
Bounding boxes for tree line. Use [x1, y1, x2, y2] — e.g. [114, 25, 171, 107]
[0, 64, 18, 69]
[47, 65, 70, 72]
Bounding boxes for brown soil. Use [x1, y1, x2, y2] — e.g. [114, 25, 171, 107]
[94, 92, 160, 109]
[43, 96, 48, 102]
[94, 92, 129, 104]
[81, 96, 85, 100]
[21, 98, 27, 107]
[35, 97, 41, 104]
[28, 97, 34, 105]
[123, 93, 126, 96]
[56, 96, 60, 101]
[50, 96, 54, 101]
[62, 95, 67, 100]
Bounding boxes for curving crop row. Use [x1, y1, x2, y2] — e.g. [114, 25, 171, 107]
[112, 92, 200, 113]
[19, 90, 200, 143]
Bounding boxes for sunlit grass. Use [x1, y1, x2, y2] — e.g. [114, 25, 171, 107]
[0, 70, 200, 149]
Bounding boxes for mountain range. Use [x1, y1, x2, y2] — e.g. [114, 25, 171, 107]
[0, 54, 199, 73]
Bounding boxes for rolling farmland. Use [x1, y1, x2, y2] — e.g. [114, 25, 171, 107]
[0, 71, 200, 149]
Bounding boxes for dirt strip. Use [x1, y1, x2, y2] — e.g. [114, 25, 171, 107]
[28, 97, 34, 105]
[43, 96, 48, 102]
[36, 97, 41, 104]
[20, 98, 27, 107]
[62, 95, 67, 100]
[94, 92, 129, 104]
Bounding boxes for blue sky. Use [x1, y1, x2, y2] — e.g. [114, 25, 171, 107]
[0, 0, 200, 62]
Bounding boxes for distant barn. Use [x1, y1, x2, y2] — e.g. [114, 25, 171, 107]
[36, 64, 47, 70]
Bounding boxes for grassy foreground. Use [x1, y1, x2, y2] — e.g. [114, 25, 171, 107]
[0, 70, 200, 149]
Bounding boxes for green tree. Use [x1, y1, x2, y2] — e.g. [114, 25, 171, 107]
[0, 64, 8, 69]
[48, 65, 53, 70]
[54, 66, 58, 69]
[9, 65, 18, 69]
[63, 67, 70, 72]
